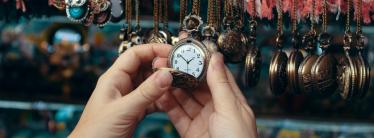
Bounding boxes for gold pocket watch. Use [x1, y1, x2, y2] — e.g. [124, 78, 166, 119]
[310, 0, 338, 96]
[352, 0, 370, 99]
[269, 33, 288, 95]
[297, 31, 318, 94]
[297, 0, 318, 94]
[286, 0, 304, 94]
[269, 0, 288, 95]
[336, 0, 358, 100]
[159, 14, 210, 89]
[217, 0, 247, 63]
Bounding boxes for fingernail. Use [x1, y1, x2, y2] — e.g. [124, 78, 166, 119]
[155, 70, 173, 88]
[210, 53, 225, 71]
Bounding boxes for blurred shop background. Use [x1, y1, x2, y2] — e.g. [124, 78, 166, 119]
[1, 0, 374, 138]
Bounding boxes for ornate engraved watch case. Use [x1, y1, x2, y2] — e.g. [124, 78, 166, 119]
[217, 17, 248, 63]
[310, 0, 338, 96]
[297, 32, 318, 94]
[310, 32, 338, 96]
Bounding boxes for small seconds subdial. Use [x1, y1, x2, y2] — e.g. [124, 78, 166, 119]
[171, 43, 205, 78]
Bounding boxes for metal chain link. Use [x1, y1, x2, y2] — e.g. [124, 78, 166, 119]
[310, 0, 316, 34]
[345, 0, 351, 33]
[356, 0, 362, 34]
[322, 0, 327, 33]
[154, 0, 159, 33]
[291, 0, 297, 34]
[135, 0, 140, 32]
[276, 0, 283, 34]
[163, 0, 168, 29]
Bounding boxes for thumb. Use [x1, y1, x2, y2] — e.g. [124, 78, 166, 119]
[121, 70, 173, 111]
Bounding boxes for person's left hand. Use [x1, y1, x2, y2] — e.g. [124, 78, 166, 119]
[70, 44, 173, 138]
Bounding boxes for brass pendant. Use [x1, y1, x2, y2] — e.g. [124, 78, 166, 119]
[310, 33, 338, 96]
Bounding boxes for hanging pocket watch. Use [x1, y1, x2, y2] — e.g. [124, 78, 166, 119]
[297, 0, 318, 95]
[355, 33, 370, 98]
[269, 33, 288, 95]
[336, 0, 358, 100]
[352, 0, 370, 99]
[269, 0, 287, 95]
[310, 0, 338, 96]
[217, 16, 248, 63]
[244, 20, 262, 87]
[337, 31, 358, 100]
[286, 0, 304, 94]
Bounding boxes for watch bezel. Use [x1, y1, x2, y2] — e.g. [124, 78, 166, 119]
[168, 37, 210, 82]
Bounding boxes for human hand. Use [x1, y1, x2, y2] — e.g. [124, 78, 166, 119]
[69, 44, 174, 138]
[156, 53, 258, 138]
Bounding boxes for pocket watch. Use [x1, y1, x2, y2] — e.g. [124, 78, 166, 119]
[355, 33, 370, 98]
[269, 34, 288, 95]
[337, 32, 357, 100]
[162, 14, 211, 89]
[244, 21, 262, 87]
[297, 32, 318, 94]
[286, 0, 304, 94]
[310, 32, 338, 96]
[310, 0, 338, 96]
[337, 0, 358, 100]
[217, 17, 248, 63]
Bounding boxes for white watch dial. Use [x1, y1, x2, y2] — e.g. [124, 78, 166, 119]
[171, 43, 205, 78]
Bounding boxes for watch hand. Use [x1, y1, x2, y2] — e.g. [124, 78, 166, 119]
[180, 55, 188, 63]
[187, 57, 195, 64]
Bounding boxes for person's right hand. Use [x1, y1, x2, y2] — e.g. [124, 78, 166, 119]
[155, 53, 258, 138]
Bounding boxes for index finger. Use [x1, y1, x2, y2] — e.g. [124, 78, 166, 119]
[97, 44, 172, 98]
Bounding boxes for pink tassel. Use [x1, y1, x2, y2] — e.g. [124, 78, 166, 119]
[247, 0, 255, 17]
[363, 3, 371, 24]
[262, 0, 273, 20]
[301, 0, 312, 18]
[283, 0, 291, 12]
